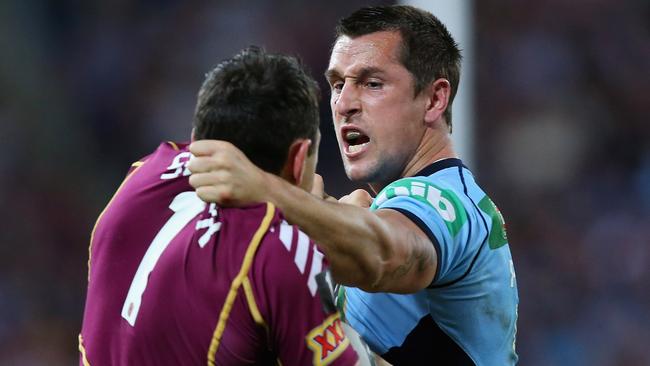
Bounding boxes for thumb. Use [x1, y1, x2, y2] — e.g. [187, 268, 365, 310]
[311, 174, 325, 197]
[339, 189, 373, 208]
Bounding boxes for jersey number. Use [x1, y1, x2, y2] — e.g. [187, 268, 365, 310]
[121, 191, 205, 326]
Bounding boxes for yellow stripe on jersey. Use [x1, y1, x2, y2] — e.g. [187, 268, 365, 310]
[243, 277, 266, 326]
[207, 202, 275, 366]
[131, 161, 145, 167]
[166, 141, 180, 151]
[78, 334, 91, 366]
[243, 276, 273, 352]
[87, 162, 146, 281]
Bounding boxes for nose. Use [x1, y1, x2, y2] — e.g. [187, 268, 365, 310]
[333, 81, 360, 121]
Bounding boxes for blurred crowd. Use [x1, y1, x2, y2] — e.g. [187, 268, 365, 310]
[0, 0, 647, 364]
[474, 1, 650, 365]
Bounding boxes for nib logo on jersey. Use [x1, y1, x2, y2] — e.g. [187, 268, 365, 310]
[306, 314, 350, 366]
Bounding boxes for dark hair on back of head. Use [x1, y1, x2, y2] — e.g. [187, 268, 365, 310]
[336, 5, 461, 129]
[193, 46, 320, 174]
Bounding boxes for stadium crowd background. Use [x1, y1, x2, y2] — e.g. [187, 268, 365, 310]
[0, 0, 648, 364]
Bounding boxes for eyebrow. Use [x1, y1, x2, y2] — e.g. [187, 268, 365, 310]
[324, 66, 386, 82]
[324, 69, 340, 82]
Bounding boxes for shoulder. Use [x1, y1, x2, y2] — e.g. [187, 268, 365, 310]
[372, 175, 470, 235]
[135, 141, 190, 163]
[124, 141, 191, 176]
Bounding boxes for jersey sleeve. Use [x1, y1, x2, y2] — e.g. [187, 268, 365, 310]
[370, 177, 473, 285]
[249, 220, 358, 366]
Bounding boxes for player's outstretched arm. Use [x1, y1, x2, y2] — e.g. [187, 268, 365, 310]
[187, 140, 437, 293]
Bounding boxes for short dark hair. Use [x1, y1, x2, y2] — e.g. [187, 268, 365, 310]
[336, 5, 462, 129]
[193, 46, 320, 174]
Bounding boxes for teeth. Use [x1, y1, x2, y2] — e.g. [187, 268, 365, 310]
[348, 142, 369, 153]
[346, 131, 361, 140]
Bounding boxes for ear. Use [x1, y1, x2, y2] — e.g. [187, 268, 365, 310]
[423, 78, 451, 127]
[190, 128, 196, 142]
[282, 139, 312, 186]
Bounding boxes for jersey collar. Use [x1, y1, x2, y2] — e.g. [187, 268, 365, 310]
[412, 158, 466, 177]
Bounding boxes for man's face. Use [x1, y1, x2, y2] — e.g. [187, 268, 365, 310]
[326, 31, 429, 186]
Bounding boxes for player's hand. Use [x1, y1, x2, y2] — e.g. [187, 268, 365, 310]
[187, 140, 268, 206]
[339, 189, 373, 208]
[311, 174, 326, 198]
[311, 174, 338, 202]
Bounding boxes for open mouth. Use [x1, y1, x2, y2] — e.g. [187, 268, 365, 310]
[344, 130, 370, 154]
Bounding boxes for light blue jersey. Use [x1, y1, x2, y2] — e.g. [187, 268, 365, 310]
[340, 159, 518, 365]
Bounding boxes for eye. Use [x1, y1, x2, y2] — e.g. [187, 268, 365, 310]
[331, 81, 344, 92]
[365, 81, 383, 89]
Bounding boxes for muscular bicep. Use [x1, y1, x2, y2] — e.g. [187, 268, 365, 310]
[374, 209, 438, 293]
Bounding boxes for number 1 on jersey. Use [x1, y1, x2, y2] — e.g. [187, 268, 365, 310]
[121, 191, 205, 326]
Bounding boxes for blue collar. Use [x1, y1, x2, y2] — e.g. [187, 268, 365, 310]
[413, 158, 466, 177]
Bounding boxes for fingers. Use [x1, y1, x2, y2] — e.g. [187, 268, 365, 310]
[187, 141, 251, 176]
[195, 185, 233, 206]
[311, 174, 325, 198]
[189, 172, 237, 206]
[189, 140, 234, 157]
[311, 174, 339, 202]
[187, 148, 237, 174]
[186, 142, 237, 205]
[339, 189, 373, 208]
[187, 140, 235, 174]
[188, 171, 224, 190]
[187, 156, 215, 174]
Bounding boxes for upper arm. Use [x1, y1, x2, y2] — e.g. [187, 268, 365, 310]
[369, 177, 473, 291]
[371, 209, 437, 293]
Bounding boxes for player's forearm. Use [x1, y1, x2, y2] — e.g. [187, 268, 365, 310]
[263, 173, 391, 290]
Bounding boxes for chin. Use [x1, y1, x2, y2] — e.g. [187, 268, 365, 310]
[344, 165, 374, 183]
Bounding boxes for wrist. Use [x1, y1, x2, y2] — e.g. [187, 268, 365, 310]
[259, 171, 284, 205]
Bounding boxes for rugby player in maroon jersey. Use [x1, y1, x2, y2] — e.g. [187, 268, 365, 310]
[79, 47, 360, 366]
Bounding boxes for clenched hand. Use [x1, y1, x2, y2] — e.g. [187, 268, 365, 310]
[187, 140, 268, 206]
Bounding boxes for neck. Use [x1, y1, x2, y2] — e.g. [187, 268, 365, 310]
[368, 127, 456, 194]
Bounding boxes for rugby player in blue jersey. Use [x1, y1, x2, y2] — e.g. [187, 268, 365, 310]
[188, 5, 519, 365]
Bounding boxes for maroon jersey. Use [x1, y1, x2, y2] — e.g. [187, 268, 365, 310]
[79, 142, 357, 366]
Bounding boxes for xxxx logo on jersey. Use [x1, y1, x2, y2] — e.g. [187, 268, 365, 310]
[306, 313, 350, 366]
